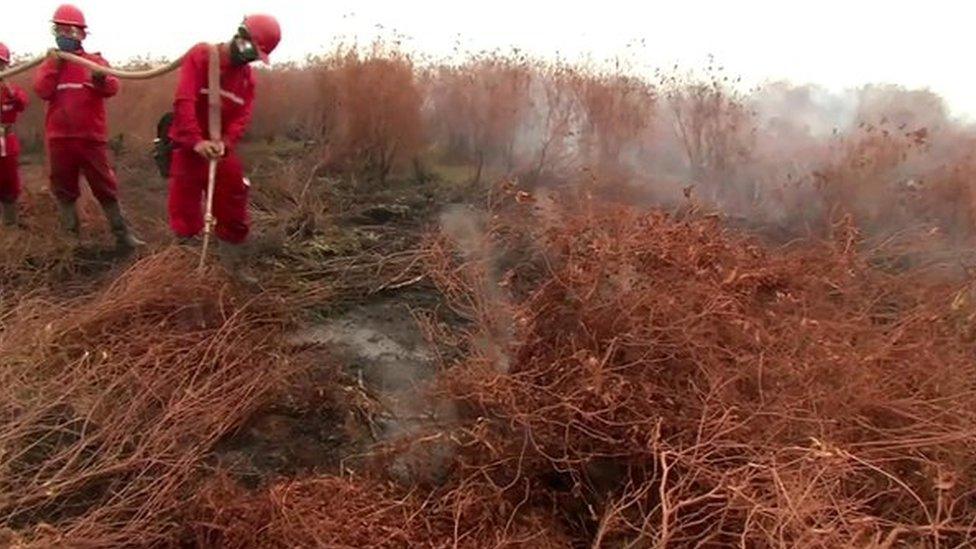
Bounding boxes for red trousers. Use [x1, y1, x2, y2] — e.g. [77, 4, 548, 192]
[1, 132, 22, 204]
[48, 138, 119, 204]
[0, 155, 20, 204]
[167, 149, 250, 244]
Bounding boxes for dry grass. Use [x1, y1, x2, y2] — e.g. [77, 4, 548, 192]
[424, 189, 976, 547]
[3, 42, 976, 548]
[0, 250, 294, 547]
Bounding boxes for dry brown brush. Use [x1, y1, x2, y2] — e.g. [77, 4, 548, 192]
[189, 473, 574, 548]
[0, 249, 293, 547]
[427, 189, 976, 547]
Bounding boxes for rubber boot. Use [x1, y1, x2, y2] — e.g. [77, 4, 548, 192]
[218, 241, 259, 286]
[102, 201, 145, 251]
[59, 201, 80, 236]
[1, 202, 17, 227]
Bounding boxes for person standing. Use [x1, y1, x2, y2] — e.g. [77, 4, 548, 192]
[167, 14, 281, 281]
[33, 4, 142, 249]
[0, 42, 29, 227]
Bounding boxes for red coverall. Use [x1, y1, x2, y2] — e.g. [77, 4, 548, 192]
[33, 50, 121, 205]
[168, 43, 255, 244]
[0, 82, 28, 204]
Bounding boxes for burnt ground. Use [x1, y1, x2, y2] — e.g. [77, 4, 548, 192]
[14, 141, 975, 494]
[4, 143, 477, 491]
[213, 292, 459, 486]
[202, 147, 476, 486]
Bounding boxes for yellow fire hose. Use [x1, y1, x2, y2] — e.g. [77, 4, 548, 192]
[0, 56, 46, 80]
[0, 49, 186, 80]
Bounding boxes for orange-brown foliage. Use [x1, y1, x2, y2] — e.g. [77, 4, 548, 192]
[6, 41, 976, 548]
[189, 474, 574, 548]
[425, 54, 533, 173]
[572, 72, 655, 179]
[0, 251, 292, 547]
[323, 48, 425, 181]
[428, 189, 976, 546]
[662, 63, 757, 211]
[8, 45, 976, 241]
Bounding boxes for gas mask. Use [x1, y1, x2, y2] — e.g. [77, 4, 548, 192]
[229, 26, 259, 66]
[53, 25, 85, 52]
[56, 36, 82, 52]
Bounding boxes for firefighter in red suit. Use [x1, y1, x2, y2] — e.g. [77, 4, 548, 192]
[33, 4, 142, 248]
[167, 14, 281, 282]
[0, 42, 29, 227]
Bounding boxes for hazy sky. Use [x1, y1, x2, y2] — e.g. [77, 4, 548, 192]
[6, 1, 976, 118]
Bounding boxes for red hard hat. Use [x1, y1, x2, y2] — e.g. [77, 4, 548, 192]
[0, 43, 10, 64]
[53, 4, 87, 29]
[242, 14, 280, 63]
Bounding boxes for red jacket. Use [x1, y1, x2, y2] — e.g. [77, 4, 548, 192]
[169, 43, 255, 151]
[33, 49, 120, 142]
[1, 82, 28, 157]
